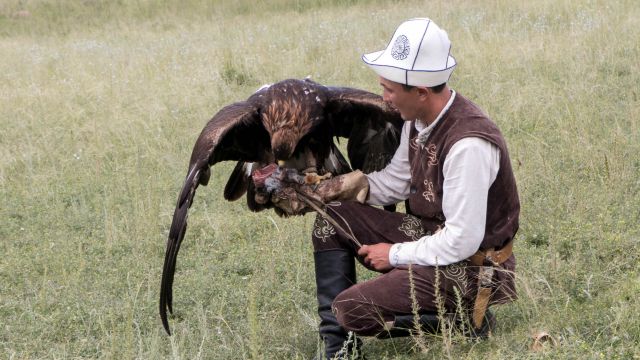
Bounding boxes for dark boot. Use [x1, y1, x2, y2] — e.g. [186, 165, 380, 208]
[376, 310, 495, 340]
[313, 250, 361, 360]
[376, 313, 441, 339]
[467, 309, 496, 340]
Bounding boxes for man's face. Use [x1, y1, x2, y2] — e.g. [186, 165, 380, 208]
[379, 77, 422, 121]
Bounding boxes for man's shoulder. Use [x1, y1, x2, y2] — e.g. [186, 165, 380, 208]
[450, 93, 491, 119]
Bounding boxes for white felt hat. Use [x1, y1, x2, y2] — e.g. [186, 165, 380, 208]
[362, 18, 456, 87]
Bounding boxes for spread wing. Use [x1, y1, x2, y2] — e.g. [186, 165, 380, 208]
[160, 100, 270, 335]
[324, 86, 404, 172]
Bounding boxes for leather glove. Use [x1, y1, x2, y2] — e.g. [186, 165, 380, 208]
[252, 165, 369, 216]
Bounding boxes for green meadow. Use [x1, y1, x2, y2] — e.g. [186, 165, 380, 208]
[1, 0, 639, 358]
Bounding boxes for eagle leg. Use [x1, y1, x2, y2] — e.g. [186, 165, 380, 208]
[300, 147, 333, 184]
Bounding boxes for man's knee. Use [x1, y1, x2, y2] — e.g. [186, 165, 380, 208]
[332, 287, 387, 336]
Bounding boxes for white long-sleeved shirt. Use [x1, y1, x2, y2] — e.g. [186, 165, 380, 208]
[366, 91, 501, 266]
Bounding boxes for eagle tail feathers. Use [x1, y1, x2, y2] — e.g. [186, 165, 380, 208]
[160, 162, 207, 335]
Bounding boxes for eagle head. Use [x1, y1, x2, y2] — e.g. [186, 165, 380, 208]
[260, 80, 322, 165]
[271, 128, 298, 163]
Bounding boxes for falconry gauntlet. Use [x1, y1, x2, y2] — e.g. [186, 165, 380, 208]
[274, 170, 369, 216]
[253, 166, 369, 216]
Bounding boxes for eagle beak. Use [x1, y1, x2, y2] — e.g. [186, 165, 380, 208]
[277, 160, 286, 167]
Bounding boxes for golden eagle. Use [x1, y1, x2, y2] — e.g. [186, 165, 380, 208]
[160, 78, 403, 334]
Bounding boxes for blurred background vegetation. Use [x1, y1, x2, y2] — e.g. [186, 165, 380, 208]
[1, 0, 639, 358]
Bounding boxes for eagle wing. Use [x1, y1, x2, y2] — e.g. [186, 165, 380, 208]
[160, 100, 269, 335]
[323, 86, 404, 173]
[160, 82, 403, 335]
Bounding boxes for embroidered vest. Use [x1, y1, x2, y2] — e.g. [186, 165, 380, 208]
[407, 94, 520, 250]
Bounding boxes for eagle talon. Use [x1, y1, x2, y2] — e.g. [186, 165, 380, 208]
[304, 172, 332, 185]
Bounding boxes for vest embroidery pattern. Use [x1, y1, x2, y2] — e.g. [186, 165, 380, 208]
[397, 215, 427, 241]
[422, 180, 435, 202]
[426, 143, 438, 166]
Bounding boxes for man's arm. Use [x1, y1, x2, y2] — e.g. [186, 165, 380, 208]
[387, 137, 501, 266]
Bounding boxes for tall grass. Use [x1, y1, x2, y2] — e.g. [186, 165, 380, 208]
[1, 0, 639, 358]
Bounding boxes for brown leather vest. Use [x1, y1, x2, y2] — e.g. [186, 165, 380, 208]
[407, 93, 520, 251]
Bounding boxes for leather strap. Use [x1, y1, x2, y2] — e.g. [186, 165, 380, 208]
[468, 239, 514, 266]
[472, 285, 493, 329]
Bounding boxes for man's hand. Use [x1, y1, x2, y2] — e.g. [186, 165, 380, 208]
[358, 243, 394, 272]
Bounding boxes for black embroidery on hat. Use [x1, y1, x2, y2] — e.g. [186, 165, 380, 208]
[391, 35, 410, 60]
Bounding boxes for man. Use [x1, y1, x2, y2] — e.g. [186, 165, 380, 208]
[281, 18, 520, 359]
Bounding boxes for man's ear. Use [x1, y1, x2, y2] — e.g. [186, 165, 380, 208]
[416, 86, 430, 99]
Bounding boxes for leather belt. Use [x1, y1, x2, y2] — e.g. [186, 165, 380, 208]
[468, 239, 514, 266]
[468, 239, 514, 330]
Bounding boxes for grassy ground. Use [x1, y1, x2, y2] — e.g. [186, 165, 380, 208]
[1, 0, 639, 358]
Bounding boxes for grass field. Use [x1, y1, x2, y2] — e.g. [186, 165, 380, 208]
[1, 0, 639, 359]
